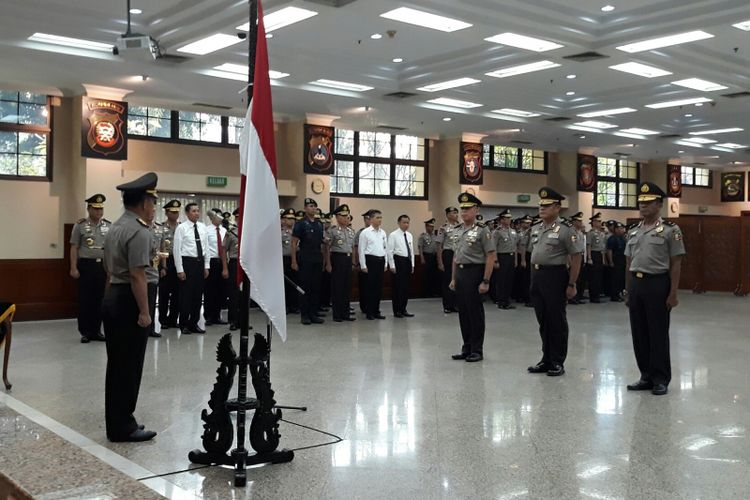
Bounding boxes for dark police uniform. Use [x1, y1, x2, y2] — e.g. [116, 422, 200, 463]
[158, 200, 180, 329]
[70, 194, 110, 343]
[280, 208, 299, 314]
[625, 182, 686, 394]
[293, 199, 325, 324]
[225, 214, 240, 329]
[493, 210, 517, 309]
[436, 207, 460, 313]
[418, 219, 439, 298]
[320, 212, 332, 310]
[329, 204, 356, 322]
[451, 193, 495, 362]
[102, 172, 158, 442]
[527, 188, 580, 376]
[608, 223, 627, 301]
[586, 213, 607, 303]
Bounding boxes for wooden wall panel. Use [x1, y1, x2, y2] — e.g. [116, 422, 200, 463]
[740, 215, 750, 294]
[673, 216, 703, 291]
[700, 217, 740, 292]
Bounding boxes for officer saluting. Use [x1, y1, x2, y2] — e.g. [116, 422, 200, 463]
[328, 204, 357, 322]
[70, 194, 110, 343]
[449, 193, 496, 362]
[527, 187, 582, 377]
[101, 172, 159, 442]
[625, 182, 686, 396]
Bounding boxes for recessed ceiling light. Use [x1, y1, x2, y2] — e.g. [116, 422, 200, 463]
[427, 97, 483, 109]
[443, 117, 452, 122]
[675, 140, 707, 148]
[380, 7, 472, 32]
[416, 77, 481, 92]
[485, 60, 561, 78]
[392, 58, 404, 63]
[616, 30, 714, 53]
[577, 107, 637, 118]
[681, 137, 716, 144]
[579, 135, 586, 139]
[177, 34, 242, 55]
[608, 62, 672, 78]
[684, 113, 693, 117]
[370, 33, 382, 40]
[694, 103, 704, 107]
[620, 128, 660, 135]
[601, 5, 615, 12]
[237, 6, 318, 32]
[678, 150, 685, 153]
[27, 32, 113, 52]
[614, 131, 647, 140]
[310, 79, 373, 92]
[574, 120, 618, 129]
[732, 20, 750, 31]
[129, 8, 142, 14]
[491, 108, 541, 117]
[266, 33, 273, 39]
[212, 63, 289, 80]
[689, 127, 743, 136]
[672, 78, 728, 92]
[483, 32, 564, 52]
[566, 91, 576, 96]
[714, 143, 747, 149]
[645, 97, 712, 109]
[569, 125, 607, 134]
[566, 74, 577, 79]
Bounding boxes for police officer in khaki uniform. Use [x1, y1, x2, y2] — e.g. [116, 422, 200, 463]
[527, 187, 582, 377]
[158, 200, 181, 329]
[70, 194, 110, 343]
[436, 206, 460, 313]
[624, 182, 686, 396]
[586, 212, 607, 303]
[418, 218, 439, 297]
[493, 209, 518, 310]
[328, 204, 357, 322]
[280, 208, 298, 314]
[102, 172, 159, 442]
[449, 193, 496, 362]
[516, 215, 533, 306]
[147, 218, 164, 338]
[569, 212, 587, 305]
[225, 209, 240, 330]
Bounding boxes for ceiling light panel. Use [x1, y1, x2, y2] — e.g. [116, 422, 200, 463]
[310, 79, 373, 92]
[491, 108, 541, 117]
[574, 120, 618, 129]
[427, 97, 483, 108]
[689, 128, 743, 136]
[177, 34, 242, 55]
[485, 60, 561, 78]
[619, 128, 660, 135]
[237, 6, 318, 32]
[577, 108, 637, 118]
[416, 77, 481, 92]
[609, 62, 672, 78]
[484, 32, 564, 52]
[27, 32, 113, 52]
[213, 64, 289, 79]
[732, 20, 750, 31]
[671, 78, 728, 92]
[680, 137, 716, 144]
[616, 30, 714, 53]
[613, 131, 646, 140]
[715, 143, 747, 149]
[645, 97, 712, 109]
[380, 7, 472, 32]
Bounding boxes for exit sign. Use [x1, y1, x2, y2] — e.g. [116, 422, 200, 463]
[517, 194, 531, 203]
[207, 176, 227, 187]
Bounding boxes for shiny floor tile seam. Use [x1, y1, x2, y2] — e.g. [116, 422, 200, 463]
[0, 392, 195, 499]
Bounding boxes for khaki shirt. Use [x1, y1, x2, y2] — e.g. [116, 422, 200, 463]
[517, 228, 531, 254]
[529, 218, 580, 266]
[574, 229, 586, 254]
[281, 227, 293, 256]
[494, 227, 517, 254]
[329, 225, 355, 254]
[147, 223, 163, 284]
[436, 222, 461, 252]
[104, 210, 151, 285]
[226, 226, 239, 260]
[418, 232, 437, 254]
[454, 223, 495, 265]
[70, 217, 110, 259]
[625, 218, 686, 274]
[160, 222, 178, 256]
[587, 229, 607, 252]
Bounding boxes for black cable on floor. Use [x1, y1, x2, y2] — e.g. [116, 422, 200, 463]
[137, 464, 212, 481]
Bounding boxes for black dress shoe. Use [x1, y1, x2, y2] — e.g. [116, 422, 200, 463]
[333, 318, 344, 322]
[367, 315, 375, 320]
[181, 328, 192, 335]
[547, 364, 565, 376]
[451, 307, 459, 313]
[213, 319, 228, 325]
[627, 380, 653, 391]
[527, 362, 550, 373]
[373, 314, 386, 319]
[109, 429, 157, 443]
[465, 353, 484, 362]
[402, 312, 414, 317]
[451, 352, 469, 360]
[301, 318, 312, 325]
[311, 317, 324, 324]
[443, 308, 453, 314]
[91, 332, 106, 342]
[80, 336, 90, 344]
[345, 317, 356, 321]
[393, 313, 404, 318]
[229, 323, 238, 331]
[651, 384, 668, 395]
[149, 332, 162, 338]
[319, 307, 330, 312]
[314, 312, 326, 318]
[160, 324, 171, 330]
[204, 320, 214, 326]
[524, 303, 534, 308]
[190, 327, 206, 334]
[590, 299, 601, 304]
[498, 304, 516, 310]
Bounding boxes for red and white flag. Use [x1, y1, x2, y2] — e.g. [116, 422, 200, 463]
[238, 0, 286, 341]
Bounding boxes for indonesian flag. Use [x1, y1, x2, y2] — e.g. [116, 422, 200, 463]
[238, 0, 287, 341]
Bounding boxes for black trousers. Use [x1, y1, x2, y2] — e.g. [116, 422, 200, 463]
[441, 250, 456, 310]
[575, 254, 587, 301]
[358, 270, 368, 312]
[321, 270, 332, 308]
[331, 253, 353, 320]
[611, 255, 626, 299]
[179, 257, 205, 329]
[103, 284, 152, 439]
[76, 258, 106, 338]
[147, 280, 157, 335]
[204, 258, 227, 322]
[282, 255, 299, 313]
[589, 252, 604, 300]
[629, 273, 672, 385]
[495, 253, 515, 306]
[455, 264, 485, 355]
[422, 253, 438, 297]
[518, 252, 532, 303]
[158, 256, 179, 327]
[227, 258, 239, 324]
[299, 258, 322, 320]
[364, 255, 385, 315]
[530, 266, 569, 366]
[392, 255, 412, 315]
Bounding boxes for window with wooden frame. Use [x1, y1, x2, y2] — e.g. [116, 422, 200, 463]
[0, 91, 52, 181]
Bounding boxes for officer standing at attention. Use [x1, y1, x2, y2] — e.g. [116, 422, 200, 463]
[607, 222, 627, 302]
[358, 209, 389, 320]
[328, 204, 357, 322]
[436, 206, 460, 313]
[569, 212, 587, 305]
[449, 193, 495, 362]
[292, 198, 326, 325]
[517, 215, 533, 307]
[203, 210, 229, 326]
[354, 210, 371, 313]
[624, 182, 685, 396]
[158, 200, 181, 329]
[320, 212, 333, 311]
[280, 208, 299, 315]
[225, 209, 240, 331]
[173, 203, 210, 335]
[418, 218, 439, 298]
[493, 209, 518, 310]
[147, 216, 163, 338]
[70, 194, 110, 343]
[102, 172, 159, 442]
[586, 212, 607, 303]
[527, 187, 582, 377]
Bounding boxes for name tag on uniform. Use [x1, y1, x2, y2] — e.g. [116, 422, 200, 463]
[547, 233, 559, 239]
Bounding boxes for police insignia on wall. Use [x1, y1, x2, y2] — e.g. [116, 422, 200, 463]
[577, 154, 596, 192]
[81, 97, 128, 160]
[720, 172, 745, 202]
[303, 124, 334, 174]
[666, 164, 682, 198]
[459, 142, 483, 185]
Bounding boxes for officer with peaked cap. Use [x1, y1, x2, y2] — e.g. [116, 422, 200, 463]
[280, 208, 299, 315]
[101, 173, 159, 442]
[329, 204, 357, 321]
[418, 218, 439, 297]
[227, 207, 242, 329]
[70, 194, 110, 343]
[158, 200, 181, 330]
[607, 221, 627, 302]
[493, 209, 518, 310]
[292, 198, 326, 325]
[624, 182, 685, 396]
[449, 192, 496, 362]
[586, 212, 607, 303]
[568, 211, 587, 305]
[436, 206, 460, 313]
[515, 214, 534, 306]
[527, 187, 582, 377]
[354, 210, 372, 313]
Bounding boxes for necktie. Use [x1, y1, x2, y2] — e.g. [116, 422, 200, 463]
[216, 227, 224, 258]
[194, 224, 204, 260]
[404, 232, 411, 259]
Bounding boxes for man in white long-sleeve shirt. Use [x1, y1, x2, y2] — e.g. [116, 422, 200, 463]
[173, 202, 210, 334]
[387, 215, 415, 318]
[358, 209, 388, 319]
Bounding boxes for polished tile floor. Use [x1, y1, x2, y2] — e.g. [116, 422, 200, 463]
[3, 292, 750, 499]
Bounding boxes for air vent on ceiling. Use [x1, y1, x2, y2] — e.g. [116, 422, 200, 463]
[305, 0, 358, 6]
[721, 91, 750, 99]
[544, 116, 571, 122]
[693, 162, 707, 166]
[511, 140, 533, 145]
[156, 53, 192, 64]
[377, 125, 407, 131]
[614, 152, 631, 157]
[193, 102, 233, 110]
[383, 91, 417, 99]
[659, 134, 682, 139]
[563, 51, 609, 62]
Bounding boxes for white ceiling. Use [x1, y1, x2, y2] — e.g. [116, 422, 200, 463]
[2, 0, 750, 168]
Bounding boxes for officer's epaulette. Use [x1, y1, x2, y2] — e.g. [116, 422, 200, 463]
[561, 220, 573, 228]
[531, 220, 543, 227]
[76, 218, 86, 224]
[476, 221, 487, 228]
[453, 223, 462, 229]
[155, 221, 163, 227]
[663, 220, 676, 227]
[229, 229, 238, 238]
[137, 218, 149, 227]
[103, 218, 111, 224]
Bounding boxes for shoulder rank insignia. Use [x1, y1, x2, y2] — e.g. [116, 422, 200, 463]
[137, 218, 149, 227]
[561, 220, 573, 228]
[663, 220, 676, 226]
[76, 218, 86, 224]
[476, 221, 486, 228]
[103, 218, 111, 224]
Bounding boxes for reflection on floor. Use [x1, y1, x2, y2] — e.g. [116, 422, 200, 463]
[2, 293, 749, 499]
